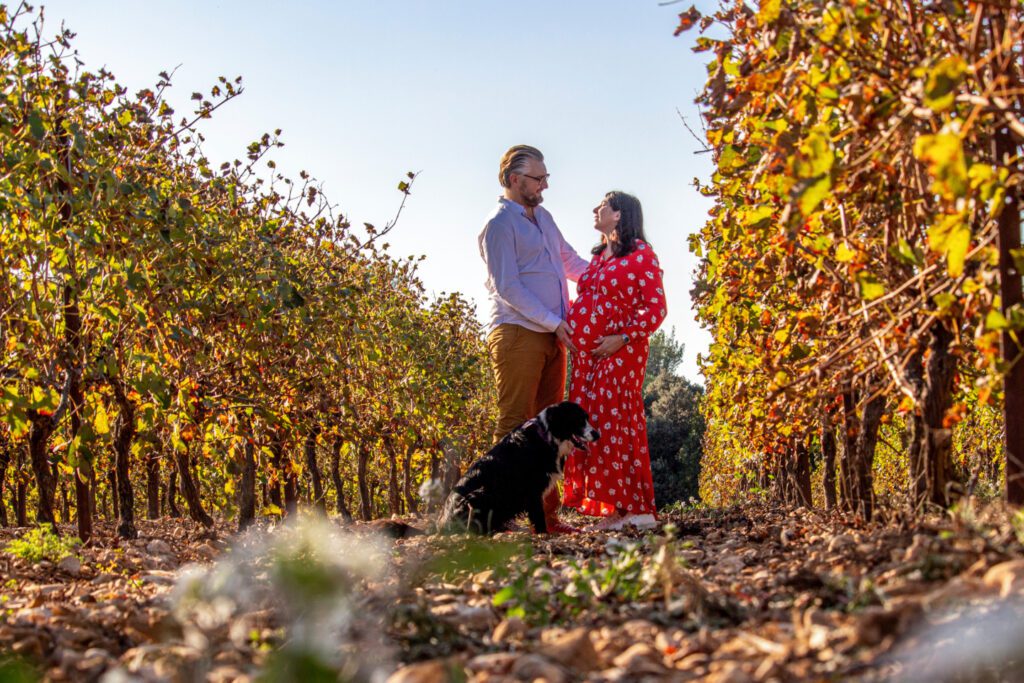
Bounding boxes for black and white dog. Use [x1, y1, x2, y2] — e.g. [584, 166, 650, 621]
[438, 401, 599, 535]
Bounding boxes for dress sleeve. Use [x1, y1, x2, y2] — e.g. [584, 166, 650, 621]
[480, 216, 562, 331]
[622, 244, 667, 342]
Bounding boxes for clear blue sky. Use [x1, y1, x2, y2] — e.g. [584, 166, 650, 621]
[38, 1, 717, 382]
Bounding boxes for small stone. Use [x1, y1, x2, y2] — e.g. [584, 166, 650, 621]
[679, 549, 704, 563]
[466, 652, 517, 675]
[195, 542, 218, 561]
[902, 534, 931, 562]
[387, 660, 462, 683]
[431, 603, 496, 631]
[674, 652, 710, 670]
[539, 627, 600, 672]
[146, 539, 173, 556]
[827, 534, 856, 553]
[142, 556, 171, 571]
[491, 617, 528, 644]
[58, 556, 82, 576]
[983, 560, 1024, 597]
[139, 571, 176, 587]
[620, 619, 660, 641]
[854, 604, 922, 646]
[705, 661, 754, 683]
[713, 554, 745, 573]
[612, 643, 666, 674]
[510, 654, 566, 683]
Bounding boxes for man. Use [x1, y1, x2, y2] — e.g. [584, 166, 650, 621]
[478, 144, 589, 534]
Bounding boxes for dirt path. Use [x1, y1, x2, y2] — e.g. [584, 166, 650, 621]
[2, 505, 1023, 681]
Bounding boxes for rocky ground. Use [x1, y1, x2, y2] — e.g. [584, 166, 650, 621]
[3, 503, 1024, 682]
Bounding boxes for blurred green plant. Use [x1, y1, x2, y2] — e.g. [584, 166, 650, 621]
[490, 534, 677, 626]
[3, 525, 80, 564]
[0, 656, 38, 683]
[417, 536, 532, 584]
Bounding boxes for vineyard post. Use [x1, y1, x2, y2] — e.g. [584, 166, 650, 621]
[990, 3, 1024, 504]
[996, 123, 1024, 504]
[329, 436, 353, 521]
[0, 434, 9, 526]
[820, 413, 837, 511]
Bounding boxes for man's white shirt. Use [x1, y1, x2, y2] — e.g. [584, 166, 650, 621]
[479, 197, 589, 334]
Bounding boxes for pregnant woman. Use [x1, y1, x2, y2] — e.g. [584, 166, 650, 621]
[563, 191, 667, 530]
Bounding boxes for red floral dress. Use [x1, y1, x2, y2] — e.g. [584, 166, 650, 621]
[563, 240, 667, 517]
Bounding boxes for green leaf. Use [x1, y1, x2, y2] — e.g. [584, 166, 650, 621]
[30, 386, 58, 412]
[795, 128, 834, 178]
[924, 56, 966, 112]
[986, 309, 1009, 331]
[718, 145, 747, 172]
[1011, 249, 1024, 276]
[933, 292, 956, 312]
[890, 238, 923, 267]
[857, 272, 885, 300]
[28, 111, 45, 139]
[787, 343, 811, 361]
[492, 585, 516, 607]
[798, 175, 831, 216]
[117, 109, 133, 126]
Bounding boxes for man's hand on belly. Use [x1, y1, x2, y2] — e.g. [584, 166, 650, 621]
[555, 320, 577, 353]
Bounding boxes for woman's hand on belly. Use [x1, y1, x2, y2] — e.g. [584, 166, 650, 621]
[591, 334, 627, 359]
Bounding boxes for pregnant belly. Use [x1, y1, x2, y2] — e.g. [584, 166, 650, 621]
[568, 299, 620, 353]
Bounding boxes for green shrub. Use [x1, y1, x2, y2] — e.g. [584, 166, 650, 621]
[3, 524, 80, 563]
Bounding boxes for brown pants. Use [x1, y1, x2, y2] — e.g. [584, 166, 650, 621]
[487, 323, 566, 444]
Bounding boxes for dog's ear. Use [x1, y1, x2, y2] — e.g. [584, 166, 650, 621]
[546, 401, 587, 441]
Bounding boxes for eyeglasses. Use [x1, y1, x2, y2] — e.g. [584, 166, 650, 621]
[520, 173, 550, 183]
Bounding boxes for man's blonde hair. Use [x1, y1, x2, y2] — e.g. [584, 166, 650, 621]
[498, 145, 544, 188]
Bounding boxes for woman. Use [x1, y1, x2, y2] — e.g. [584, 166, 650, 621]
[563, 191, 667, 530]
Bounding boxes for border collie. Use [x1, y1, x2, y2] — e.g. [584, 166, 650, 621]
[437, 401, 599, 534]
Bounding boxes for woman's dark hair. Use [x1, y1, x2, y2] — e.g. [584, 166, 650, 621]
[592, 191, 647, 257]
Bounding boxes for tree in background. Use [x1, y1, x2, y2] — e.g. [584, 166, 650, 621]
[643, 329, 705, 507]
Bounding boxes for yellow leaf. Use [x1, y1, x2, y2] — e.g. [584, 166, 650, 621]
[94, 403, 110, 435]
[835, 242, 857, 263]
[927, 212, 971, 277]
[924, 56, 966, 113]
[914, 133, 967, 200]
[757, 0, 782, 25]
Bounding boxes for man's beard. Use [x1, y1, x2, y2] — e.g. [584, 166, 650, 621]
[521, 191, 543, 207]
